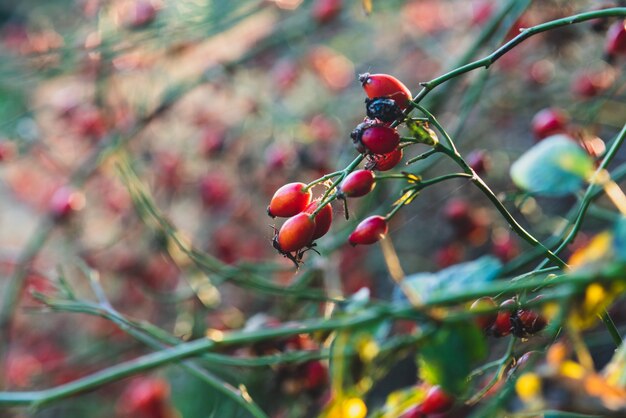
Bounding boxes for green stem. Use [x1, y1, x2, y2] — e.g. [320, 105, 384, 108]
[405, 148, 439, 165]
[309, 154, 365, 218]
[409, 8, 626, 108]
[420, 107, 567, 269]
[303, 170, 343, 192]
[538, 121, 626, 268]
[601, 311, 623, 347]
[0, 309, 385, 407]
[467, 337, 515, 405]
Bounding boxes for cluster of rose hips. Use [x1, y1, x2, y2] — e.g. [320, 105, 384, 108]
[268, 73, 415, 264]
[471, 296, 547, 339]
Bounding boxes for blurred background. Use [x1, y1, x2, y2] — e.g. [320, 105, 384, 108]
[0, 0, 624, 417]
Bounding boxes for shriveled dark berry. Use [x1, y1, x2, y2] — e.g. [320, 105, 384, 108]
[365, 97, 403, 122]
[350, 120, 374, 154]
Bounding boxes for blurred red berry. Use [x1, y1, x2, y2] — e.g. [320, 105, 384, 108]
[605, 20, 626, 56]
[512, 309, 547, 338]
[492, 298, 516, 337]
[420, 385, 454, 415]
[531, 107, 568, 140]
[470, 296, 498, 331]
[435, 243, 463, 268]
[467, 149, 490, 175]
[200, 173, 231, 209]
[312, 0, 342, 24]
[118, 377, 170, 418]
[303, 360, 328, 390]
[123, 0, 158, 28]
[49, 186, 85, 220]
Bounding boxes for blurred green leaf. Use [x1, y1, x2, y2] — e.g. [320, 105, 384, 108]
[510, 135, 594, 196]
[417, 322, 487, 396]
[395, 256, 502, 304]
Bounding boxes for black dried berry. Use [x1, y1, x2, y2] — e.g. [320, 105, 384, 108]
[365, 97, 403, 122]
[350, 120, 373, 154]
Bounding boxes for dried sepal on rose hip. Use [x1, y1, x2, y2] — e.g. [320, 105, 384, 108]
[365, 97, 403, 122]
[351, 121, 400, 155]
[349, 215, 388, 245]
[268, 182, 312, 218]
[366, 148, 403, 171]
[339, 169, 376, 198]
[359, 73, 413, 110]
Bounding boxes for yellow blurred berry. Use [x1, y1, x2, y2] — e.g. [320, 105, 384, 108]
[516, 372, 542, 402]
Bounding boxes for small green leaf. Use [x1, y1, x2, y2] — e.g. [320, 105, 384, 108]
[510, 135, 594, 196]
[417, 322, 487, 396]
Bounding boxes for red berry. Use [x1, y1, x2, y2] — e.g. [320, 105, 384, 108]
[303, 360, 328, 390]
[49, 186, 85, 220]
[340, 170, 376, 197]
[531, 108, 568, 140]
[349, 215, 388, 246]
[304, 200, 333, 240]
[278, 213, 316, 252]
[467, 150, 490, 175]
[512, 309, 547, 338]
[359, 73, 413, 110]
[312, 0, 342, 24]
[420, 385, 454, 415]
[492, 298, 516, 337]
[606, 20, 626, 56]
[118, 377, 170, 418]
[200, 174, 231, 209]
[470, 296, 498, 331]
[268, 182, 312, 218]
[369, 148, 403, 171]
[359, 125, 400, 155]
[123, 0, 158, 28]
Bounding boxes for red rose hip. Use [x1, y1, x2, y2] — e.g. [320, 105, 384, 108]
[606, 20, 626, 56]
[531, 108, 568, 140]
[340, 170, 376, 197]
[359, 73, 413, 109]
[470, 296, 498, 331]
[268, 182, 312, 218]
[369, 148, 403, 171]
[304, 200, 333, 240]
[359, 125, 400, 155]
[492, 298, 516, 337]
[420, 385, 454, 415]
[278, 213, 316, 252]
[349, 215, 388, 245]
